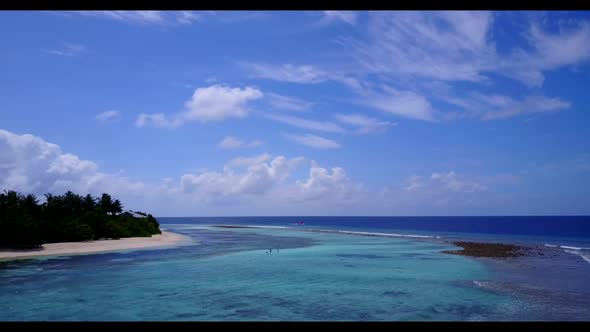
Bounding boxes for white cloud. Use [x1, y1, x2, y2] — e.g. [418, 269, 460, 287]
[225, 153, 273, 169]
[0, 129, 315, 210]
[181, 154, 304, 202]
[45, 43, 85, 57]
[72, 11, 268, 26]
[366, 88, 437, 121]
[176, 11, 200, 25]
[430, 171, 488, 193]
[405, 175, 425, 191]
[292, 160, 363, 202]
[379, 170, 490, 211]
[183, 85, 263, 122]
[95, 110, 120, 122]
[284, 133, 341, 149]
[240, 62, 328, 84]
[266, 93, 313, 112]
[330, 12, 590, 121]
[76, 11, 166, 25]
[359, 11, 495, 83]
[218, 136, 263, 150]
[334, 113, 394, 134]
[265, 114, 345, 133]
[442, 93, 571, 120]
[322, 11, 358, 25]
[359, 11, 582, 85]
[135, 113, 177, 128]
[7, 128, 553, 215]
[136, 85, 263, 128]
[503, 20, 590, 87]
[0, 129, 124, 196]
[480, 95, 571, 120]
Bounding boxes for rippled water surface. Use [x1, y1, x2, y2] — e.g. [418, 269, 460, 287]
[1, 218, 589, 321]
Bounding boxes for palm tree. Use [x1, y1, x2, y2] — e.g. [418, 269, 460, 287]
[111, 199, 123, 215]
[99, 193, 113, 214]
[82, 194, 96, 212]
[44, 193, 54, 204]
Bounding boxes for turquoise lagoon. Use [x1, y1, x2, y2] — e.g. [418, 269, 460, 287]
[1, 222, 589, 321]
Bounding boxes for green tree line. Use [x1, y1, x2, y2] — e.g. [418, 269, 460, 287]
[0, 190, 161, 248]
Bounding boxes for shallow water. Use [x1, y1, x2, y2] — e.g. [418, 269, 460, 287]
[0, 222, 589, 321]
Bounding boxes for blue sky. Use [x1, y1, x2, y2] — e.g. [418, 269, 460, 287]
[1, 11, 589, 216]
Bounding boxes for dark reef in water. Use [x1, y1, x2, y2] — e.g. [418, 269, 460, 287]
[442, 241, 536, 258]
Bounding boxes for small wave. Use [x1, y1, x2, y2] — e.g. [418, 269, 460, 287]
[244, 225, 288, 229]
[473, 280, 488, 288]
[544, 244, 590, 250]
[109, 258, 134, 262]
[560, 245, 590, 250]
[217, 224, 436, 239]
[334, 230, 435, 239]
[563, 249, 590, 265]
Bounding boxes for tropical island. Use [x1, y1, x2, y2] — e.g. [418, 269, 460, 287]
[0, 190, 189, 260]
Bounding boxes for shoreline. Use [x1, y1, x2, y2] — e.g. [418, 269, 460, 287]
[0, 231, 192, 261]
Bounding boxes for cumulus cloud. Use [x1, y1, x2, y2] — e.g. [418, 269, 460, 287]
[284, 133, 341, 149]
[291, 160, 363, 202]
[95, 110, 120, 122]
[181, 154, 304, 203]
[182, 85, 262, 121]
[2, 129, 365, 211]
[0, 129, 134, 197]
[136, 85, 263, 128]
[3, 128, 543, 215]
[218, 136, 263, 150]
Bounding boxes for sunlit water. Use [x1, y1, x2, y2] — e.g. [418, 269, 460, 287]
[1, 218, 589, 321]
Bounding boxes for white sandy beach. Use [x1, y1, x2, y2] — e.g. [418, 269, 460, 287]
[0, 231, 192, 261]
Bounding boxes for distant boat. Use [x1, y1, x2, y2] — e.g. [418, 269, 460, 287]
[295, 221, 305, 226]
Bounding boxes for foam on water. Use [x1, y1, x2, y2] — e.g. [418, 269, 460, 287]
[563, 249, 590, 265]
[560, 246, 590, 250]
[222, 225, 437, 239]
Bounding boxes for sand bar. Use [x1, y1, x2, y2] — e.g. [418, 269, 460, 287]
[0, 231, 192, 261]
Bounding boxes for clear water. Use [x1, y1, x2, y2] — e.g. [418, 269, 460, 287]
[1, 217, 589, 321]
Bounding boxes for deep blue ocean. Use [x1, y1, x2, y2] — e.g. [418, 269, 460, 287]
[158, 215, 590, 238]
[1, 216, 589, 321]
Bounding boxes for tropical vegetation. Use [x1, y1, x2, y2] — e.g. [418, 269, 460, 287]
[0, 190, 161, 248]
